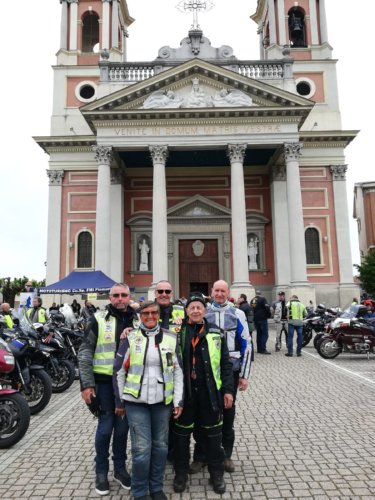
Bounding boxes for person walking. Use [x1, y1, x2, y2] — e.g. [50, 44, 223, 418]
[250, 290, 271, 354]
[114, 301, 183, 500]
[78, 283, 137, 496]
[285, 294, 307, 357]
[272, 291, 288, 351]
[173, 292, 234, 495]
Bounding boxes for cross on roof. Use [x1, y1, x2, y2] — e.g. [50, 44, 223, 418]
[176, 0, 215, 29]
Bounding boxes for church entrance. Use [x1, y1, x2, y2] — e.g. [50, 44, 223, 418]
[178, 239, 219, 299]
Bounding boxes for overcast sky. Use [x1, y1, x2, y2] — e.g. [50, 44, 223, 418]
[1, 0, 373, 281]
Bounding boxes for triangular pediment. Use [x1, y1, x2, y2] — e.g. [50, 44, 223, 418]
[167, 195, 231, 219]
[81, 59, 313, 129]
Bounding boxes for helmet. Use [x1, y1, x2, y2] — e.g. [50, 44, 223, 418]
[51, 312, 65, 324]
[0, 340, 15, 373]
[316, 303, 326, 312]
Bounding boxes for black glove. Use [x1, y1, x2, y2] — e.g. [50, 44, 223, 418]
[86, 394, 100, 418]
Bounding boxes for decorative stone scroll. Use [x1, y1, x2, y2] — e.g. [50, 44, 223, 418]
[272, 165, 286, 181]
[284, 142, 303, 161]
[149, 145, 168, 164]
[227, 144, 247, 163]
[93, 145, 113, 166]
[330, 165, 347, 180]
[46, 169, 64, 186]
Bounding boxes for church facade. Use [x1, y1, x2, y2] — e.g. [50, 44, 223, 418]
[35, 0, 358, 306]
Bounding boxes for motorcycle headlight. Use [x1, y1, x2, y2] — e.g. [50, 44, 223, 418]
[28, 339, 36, 348]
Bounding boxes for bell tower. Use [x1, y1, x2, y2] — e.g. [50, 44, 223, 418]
[252, 0, 340, 132]
[52, 0, 133, 136]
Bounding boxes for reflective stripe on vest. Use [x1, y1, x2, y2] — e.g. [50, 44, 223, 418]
[93, 312, 116, 376]
[123, 329, 176, 404]
[206, 334, 222, 391]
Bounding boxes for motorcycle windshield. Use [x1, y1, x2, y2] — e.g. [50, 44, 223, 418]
[12, 308, 37, 337]
[59, 304, 77, 328]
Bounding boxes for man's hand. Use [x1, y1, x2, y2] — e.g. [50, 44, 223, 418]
[174, 316, 183, 325]
[115, 407, 126, 417]
[173, 406, 183, 419]
[223, 393, 233, 409]
[120, 327, 133, 340]
[238, 378, 248, 391]
[81, 387, 95, 404]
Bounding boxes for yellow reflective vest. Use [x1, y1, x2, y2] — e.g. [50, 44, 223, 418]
[92, 312, 117, 376]
[123, 328, 177, 405]
[27, 307, 46, 324]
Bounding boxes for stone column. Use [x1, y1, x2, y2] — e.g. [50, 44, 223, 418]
[277, 1, 287, 46]
[60, 0, 68, 50]
[46, 170, 64, 284]
[102, 0, 111, 51]
[110, 167, 124, 282]
[150, 145, 169, 286]
[111, 0, 119, 49]
[319, 0, 329, 44]
[271, 165, 291, 289]
[69, 0, 78, 51]
[330, 165, 358, 304]
[284, 143, 309, 287]
[227, 144, 252, 296]
[308, 0, 319, 45]
[268, 0, 277, 45]
[94, 146, 113, 276]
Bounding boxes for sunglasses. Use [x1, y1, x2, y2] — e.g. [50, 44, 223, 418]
[156, 289, 172, 295]
[111, 293, 129, 298]
[141, 310, 159, 316]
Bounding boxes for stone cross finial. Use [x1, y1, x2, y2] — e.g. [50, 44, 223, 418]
[176, 0, 214, 29]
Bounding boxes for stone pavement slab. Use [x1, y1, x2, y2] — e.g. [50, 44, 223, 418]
[1, 339, 375, 499]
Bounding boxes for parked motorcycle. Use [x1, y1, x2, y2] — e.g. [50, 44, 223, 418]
[0, 312, 52, 415]
[316, 304, 375, 359]
[0, 337, 31, 448]
[302, 305, 340, 348]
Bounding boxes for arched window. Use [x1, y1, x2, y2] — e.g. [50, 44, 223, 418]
[305, 227, 321, 264]
[77, 231, 93, 268]
[288, 7, 307, 47]
[82, 12, 99, 53]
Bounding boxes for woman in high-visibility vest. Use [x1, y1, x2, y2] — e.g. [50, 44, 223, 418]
[114, 301, 183, 500]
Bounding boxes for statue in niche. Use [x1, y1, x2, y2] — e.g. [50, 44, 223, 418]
[139, 238, 150, 271]
[143, 89, 183, 109]
[211, 88, 253, 107]
[247, 237, 259, 270]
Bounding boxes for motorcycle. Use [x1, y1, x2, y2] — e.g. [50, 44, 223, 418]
[0, 311, 52, 415]
[316, 304, 375, 359]
[302, 305, 340, 348]
[0, 337, 31, 448]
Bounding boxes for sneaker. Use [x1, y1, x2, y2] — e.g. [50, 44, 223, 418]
[297, 352, 302, 357]
[113, 469, 131, 490]
[95, 474, 110, 496]
[210, 472, 226, 494]
[189, 460, 206, 474]
[173, 473, 188, 493]
[285, 352, 293, 357]
[259, 350, 271, 354]
[150, 492, 167, 500]
[224, 458, 235, 473]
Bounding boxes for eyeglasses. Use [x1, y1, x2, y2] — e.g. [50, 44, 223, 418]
[111, 293, 129, 298]
[156, 289, 172, 295]
[141, 310, 159, 316]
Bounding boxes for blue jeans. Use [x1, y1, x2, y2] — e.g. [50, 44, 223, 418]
[255, 319, 269, 352]
[287, 324, 303, 354]
[95, 382, 129, 475]
[126, 402, 172, 497]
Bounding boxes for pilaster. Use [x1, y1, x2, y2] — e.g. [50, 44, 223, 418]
[46, 170, 64, 284]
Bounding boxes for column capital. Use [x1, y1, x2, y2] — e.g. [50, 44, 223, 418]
[110, 167, 124, 185]
[227, 143, 247, 163]
[272, 165, 286, 181]
[67, 0, 78, 4]
[46, 169, 64, 186]
[149, 145, 168, 164]
[93, 145, 113, 166]
[330, 164, 347, 180]
[284, 142, 303, 161]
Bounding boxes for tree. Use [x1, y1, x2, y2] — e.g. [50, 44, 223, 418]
[354, 251, 375, 297]
[0, 277, 46, 307]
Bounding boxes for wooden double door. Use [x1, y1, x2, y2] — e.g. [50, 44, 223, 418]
[179, 239, 219, 299]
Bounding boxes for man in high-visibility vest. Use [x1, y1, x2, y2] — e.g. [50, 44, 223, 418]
[154, 280, 185, 332]
[27, 297, 47, 324]
[285, 294, 307, 357]
[78, 283, 137, 496]
[0, 302, 14, 328]
[173, 292, 234, 495]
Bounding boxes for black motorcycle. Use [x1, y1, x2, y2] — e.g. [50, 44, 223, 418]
[302, 305, 340, 348]
[0, 324, 52, 415]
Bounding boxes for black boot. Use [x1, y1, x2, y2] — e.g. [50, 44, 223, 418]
[173, 473, 188, 493]
[210, 472, 226, 494]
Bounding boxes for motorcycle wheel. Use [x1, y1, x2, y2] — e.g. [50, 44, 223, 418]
[21, 370, 53, 415]
[317, 338, 342, 359]
[302, 325, 313, 347]
[314, 332, 325, 350]
[49, 359, 75, 393]
[0, 393, 31, 449]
